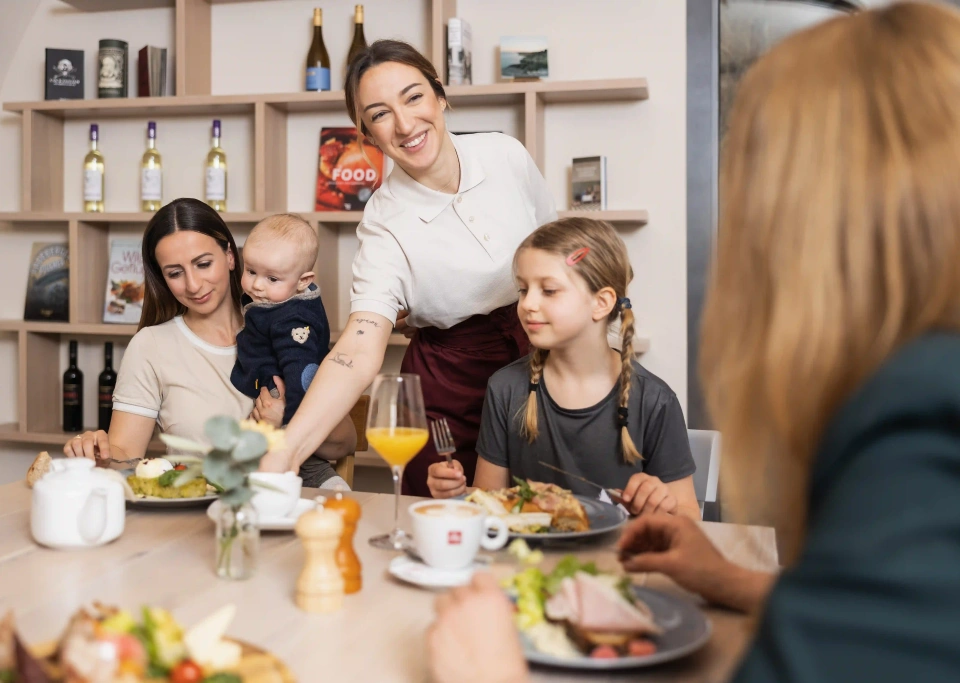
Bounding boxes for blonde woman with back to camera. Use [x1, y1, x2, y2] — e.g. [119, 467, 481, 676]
[426, 4, 960, 682]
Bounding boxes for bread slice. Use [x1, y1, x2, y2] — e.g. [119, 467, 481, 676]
[26, 451, 52, 488]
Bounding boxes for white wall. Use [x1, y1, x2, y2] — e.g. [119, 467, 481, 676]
[0, 0, 687, 477]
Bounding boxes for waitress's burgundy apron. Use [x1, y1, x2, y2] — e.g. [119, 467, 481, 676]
[401, 303, 529, 496]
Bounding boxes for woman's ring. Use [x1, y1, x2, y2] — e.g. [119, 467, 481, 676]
[74, 435, 82, 440]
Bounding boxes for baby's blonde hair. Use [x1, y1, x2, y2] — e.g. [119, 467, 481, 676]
[246, 213, 319, 274]
[514, 217, 640, 464]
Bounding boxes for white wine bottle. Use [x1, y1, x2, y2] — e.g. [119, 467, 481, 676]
[141, 121, 162, 212]
[205, 119, 227, 212]
[346, 5, 367, 73]
[83, 124, 105, 213]
[305, 8, 331, 92]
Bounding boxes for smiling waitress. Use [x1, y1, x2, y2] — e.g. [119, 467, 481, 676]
[260, 39, 556, 496]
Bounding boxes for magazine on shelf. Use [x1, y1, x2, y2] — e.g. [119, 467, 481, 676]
[315, 127, 385, 211]
[103, 239, 145, 324]
[23, 242, 69, 322]
[571, 156, 607, 210]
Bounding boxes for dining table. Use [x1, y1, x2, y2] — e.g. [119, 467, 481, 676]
[0, 480, 779, 683]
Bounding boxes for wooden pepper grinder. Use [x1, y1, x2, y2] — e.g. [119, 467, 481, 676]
[323, 491, 362, 594]
[294, 496, 345, 613]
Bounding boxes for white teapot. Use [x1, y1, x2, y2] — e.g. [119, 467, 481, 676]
[31, 458, 125, 549]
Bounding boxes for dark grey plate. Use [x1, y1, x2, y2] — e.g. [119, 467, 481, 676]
[460, 493, 628, 540]
[126, 495, 217, 510]
[522, 586, 712, 670]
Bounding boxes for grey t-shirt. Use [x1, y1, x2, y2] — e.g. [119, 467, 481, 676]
[476, 357, 695, 496]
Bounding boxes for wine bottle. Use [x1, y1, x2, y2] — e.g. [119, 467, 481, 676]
[141, 121, 162, 212]
[305, 8, 331, 92]
[63, 340, 84, 432]
[205, 119, 227, 211]
[346, 4, 367, 73]
[83, 124, 105, 213]
[98, 342, 117, 432]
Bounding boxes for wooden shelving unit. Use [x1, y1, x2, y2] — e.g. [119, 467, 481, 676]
[0, 0, 651, 448]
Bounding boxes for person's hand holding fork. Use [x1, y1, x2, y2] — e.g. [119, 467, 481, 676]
[426, 418, 465, 498]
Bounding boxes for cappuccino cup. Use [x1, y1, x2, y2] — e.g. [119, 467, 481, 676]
[409, 500, 509, 570]
[248, 471, 301, 518]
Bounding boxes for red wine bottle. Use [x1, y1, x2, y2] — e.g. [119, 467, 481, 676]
[63, 340, 83, 432]
[98, 342, 117, 432]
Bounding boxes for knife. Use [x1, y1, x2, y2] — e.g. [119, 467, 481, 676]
[537, 461, 624, 503]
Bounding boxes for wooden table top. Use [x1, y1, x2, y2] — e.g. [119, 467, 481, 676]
[0, 481, 778, 682]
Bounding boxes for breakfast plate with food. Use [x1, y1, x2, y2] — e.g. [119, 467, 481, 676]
[1, 602, 293, 682]
[125, 457, 220, 509]
[504, 556, 711, 670]
[463, 479, 627, 540]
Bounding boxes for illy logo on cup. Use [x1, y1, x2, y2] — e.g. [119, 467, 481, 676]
[447, 531, 462, 545]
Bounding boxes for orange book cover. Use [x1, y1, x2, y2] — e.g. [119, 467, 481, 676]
[315, 127, 385, 211]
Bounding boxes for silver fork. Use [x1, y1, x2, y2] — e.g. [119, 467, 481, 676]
[430, 418, 456, 468]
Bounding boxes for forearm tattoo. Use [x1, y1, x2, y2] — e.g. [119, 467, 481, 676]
[328, 352, 354, 369]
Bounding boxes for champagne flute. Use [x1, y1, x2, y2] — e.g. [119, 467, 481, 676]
[366, 373, 429, 550]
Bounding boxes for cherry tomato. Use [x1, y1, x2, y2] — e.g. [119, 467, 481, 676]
[174, 463, 187, 471]
[627, 639, 658, 657]
[170, 660, 203, 683]
[589, 645, 619, 659]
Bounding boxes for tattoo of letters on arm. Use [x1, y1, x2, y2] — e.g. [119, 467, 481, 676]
[328, 352, 355, 369]
[356, 318, 381, 328]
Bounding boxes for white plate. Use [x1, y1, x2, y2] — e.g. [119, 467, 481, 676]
[206, 498, 316, 531]
[388, 555, 486, 589]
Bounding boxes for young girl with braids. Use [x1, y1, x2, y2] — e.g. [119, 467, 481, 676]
[427, 218, 700, 519]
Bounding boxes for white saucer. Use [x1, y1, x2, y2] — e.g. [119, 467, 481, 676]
[206, 498, 315, 531]
[388, 555, 486, 589]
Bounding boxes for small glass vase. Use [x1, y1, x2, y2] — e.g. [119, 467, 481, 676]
[215, 502, 260, 580]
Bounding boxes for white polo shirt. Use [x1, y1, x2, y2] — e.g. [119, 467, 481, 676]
[350, 132, 557, 330]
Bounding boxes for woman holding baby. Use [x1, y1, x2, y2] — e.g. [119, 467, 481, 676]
[63, 198, 356, 487]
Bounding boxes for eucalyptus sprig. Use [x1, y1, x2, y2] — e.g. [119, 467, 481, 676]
[159, 416, 272, 508]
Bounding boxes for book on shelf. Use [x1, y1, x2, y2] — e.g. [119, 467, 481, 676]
[23, 242, 69, 322]
[45, 49, 83, 100]
[446, 18, 472, 85]
[103, 239, 145, 324]
[137, 45, 168, 97]
[315, 127, 385, 211]
[571, 156, 607, 211]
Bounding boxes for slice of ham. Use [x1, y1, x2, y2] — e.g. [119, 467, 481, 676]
[544, 572, 662, 636]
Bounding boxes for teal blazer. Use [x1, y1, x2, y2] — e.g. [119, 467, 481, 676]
[734, 333, 960, 681]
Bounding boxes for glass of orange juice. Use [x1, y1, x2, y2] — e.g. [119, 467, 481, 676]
[366, 373, 428, 550]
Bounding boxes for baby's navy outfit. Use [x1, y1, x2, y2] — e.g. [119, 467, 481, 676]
[231, 283, 330, 425]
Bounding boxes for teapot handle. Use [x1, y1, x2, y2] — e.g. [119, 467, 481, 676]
[78, 488, 108, 544]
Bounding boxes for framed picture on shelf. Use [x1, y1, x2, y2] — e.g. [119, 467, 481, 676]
[500, 36, 548, 80]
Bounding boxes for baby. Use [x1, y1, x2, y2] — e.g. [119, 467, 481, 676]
[231, 213, 331, 427]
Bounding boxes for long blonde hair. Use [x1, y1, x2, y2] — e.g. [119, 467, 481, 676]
[515, 218, 641, 464]
[701, 2, 960, 560]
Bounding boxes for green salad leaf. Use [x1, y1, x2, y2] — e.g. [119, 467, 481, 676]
[157, 470, 180, 487]
[511, 476, 536, 513]
[203, 674, 243, 683]
[544, 556, 598, 596]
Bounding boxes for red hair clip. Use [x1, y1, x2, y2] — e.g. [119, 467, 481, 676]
[565, 247, 590, 266]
